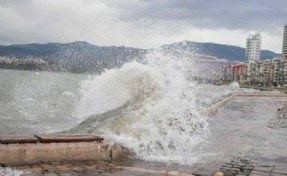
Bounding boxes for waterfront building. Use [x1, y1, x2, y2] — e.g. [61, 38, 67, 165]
[223, 25, 287, 87]
[262, 60, 271, 84]
[283, 25, 287, 58]
[271, 58, 281, 84]
[224, 65, 233, 81]
[279, 57, 287, 86]
[247, 60, 262, 83]
[245, 33, 261, 62]
[224, 57, 287, 87]
[224, 64, 247, 83]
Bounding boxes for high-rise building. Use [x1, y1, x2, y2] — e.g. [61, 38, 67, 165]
[283, 25, 287, 58]
[245, 33, 261, 62]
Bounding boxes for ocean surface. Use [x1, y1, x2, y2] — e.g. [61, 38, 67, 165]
[0, 50, 267, 167]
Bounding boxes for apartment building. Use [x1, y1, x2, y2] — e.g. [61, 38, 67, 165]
[245, 33, 261, 62]
[283, 25, 287, 58]
[224, 57, 287, 87]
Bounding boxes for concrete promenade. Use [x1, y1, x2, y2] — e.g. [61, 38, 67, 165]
[199, 92, 287, 116]
[5, 158, 287, 176]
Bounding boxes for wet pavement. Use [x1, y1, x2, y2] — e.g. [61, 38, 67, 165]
[199, 97, 287, 164]
[12, 160, 198, 176]
[5, 158, 287, 176]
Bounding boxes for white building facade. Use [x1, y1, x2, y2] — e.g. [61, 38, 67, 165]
[245, 33, 261, 62]
[283, 25, 287, 58]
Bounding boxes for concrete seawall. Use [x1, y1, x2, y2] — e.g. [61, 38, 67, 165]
[199, 93, 239, 116]
[0, 135, 124, 166]
[237, 93, 287, 97]
[199, 93, 287, 116]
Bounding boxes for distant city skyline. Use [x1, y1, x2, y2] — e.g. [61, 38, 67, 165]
[0, 0, 286, 53]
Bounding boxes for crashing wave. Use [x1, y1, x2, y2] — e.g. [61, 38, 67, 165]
[71, 50, 209, 163]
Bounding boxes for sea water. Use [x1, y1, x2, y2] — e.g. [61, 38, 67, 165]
[0, 49, 254, 164]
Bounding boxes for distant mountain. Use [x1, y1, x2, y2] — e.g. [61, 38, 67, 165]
[0, 41, 146, 73]
[0, 41, 281, 72]
[162, 41, 281, 61]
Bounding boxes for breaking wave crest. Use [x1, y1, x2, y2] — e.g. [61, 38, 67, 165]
[71, 50, 209, 164]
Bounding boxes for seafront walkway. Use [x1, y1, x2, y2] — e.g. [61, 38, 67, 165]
[4, 158, 287, 176]
[1, 92, 287, 176]
[239, 85, 287, 92]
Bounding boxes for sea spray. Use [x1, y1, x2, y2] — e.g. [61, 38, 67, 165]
[0, 50, 256, 150]
[73, 50, 210, 164]
[0, 70, 85, 134]
[230, 81, 240, 88]
[0, 167, 22, 176]
[74, 61, 164, 119]
[0, 50, 252, 163]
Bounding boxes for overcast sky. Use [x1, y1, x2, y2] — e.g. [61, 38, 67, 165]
[0, 0, 286, 52]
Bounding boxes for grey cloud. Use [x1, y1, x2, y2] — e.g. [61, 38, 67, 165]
[103, 0, 287, 33]
[0, 0, 285, 52]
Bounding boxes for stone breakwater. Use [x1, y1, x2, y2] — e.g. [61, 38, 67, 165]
[0, 134, 126, 166]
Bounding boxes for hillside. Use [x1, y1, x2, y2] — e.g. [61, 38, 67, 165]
[0, 41, 281, 72]
[0, 41, 146, 73]
[162, 41, 280, 61]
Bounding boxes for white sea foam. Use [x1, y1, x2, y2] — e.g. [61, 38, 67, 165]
[74, 50, 210, 164]
[0, 167, 22, 176]
[230, 81, 240, 88]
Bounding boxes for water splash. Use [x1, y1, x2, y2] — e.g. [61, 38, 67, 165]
[0, 167, 22, 176]
[230, 81, 240, 88]
[73, 50, 210, 164]
[0, 49, 251, 164]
